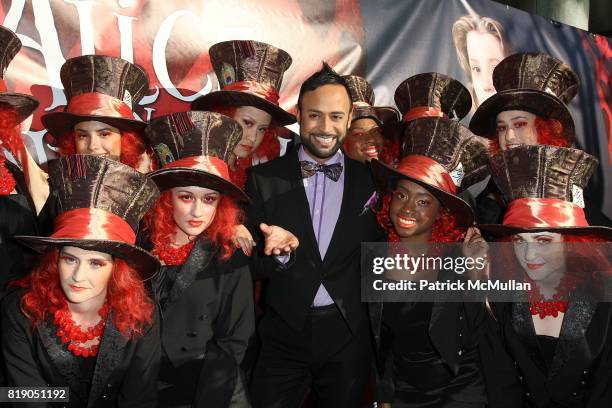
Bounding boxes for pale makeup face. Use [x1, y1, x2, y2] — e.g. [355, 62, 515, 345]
[297, 84, 352, 163]
[74, 121, 122, 160]
[58, 246, 114, 307]
[496, 110, 538, 150]
[171, 186, 220, 246]
[466, 30, 504, 105]
[231, 106, 272, 159]
[344, 118, 384, 163]
[513, 232, 566, 283]
[389, 179, 441, 243]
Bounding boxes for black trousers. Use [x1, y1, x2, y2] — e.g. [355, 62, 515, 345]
[250, 304, 372, 408]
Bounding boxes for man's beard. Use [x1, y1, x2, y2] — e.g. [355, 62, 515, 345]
[300, 132, 344, 160]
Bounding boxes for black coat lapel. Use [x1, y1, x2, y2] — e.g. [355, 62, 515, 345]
[321, 156, 352, 267]
[87, 317, 128, 408]
[37, 319, 87, 401]
[429, 301, 460, 374]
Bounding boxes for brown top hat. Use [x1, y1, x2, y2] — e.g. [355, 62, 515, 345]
[343, 75, 399, 126]
[469, 53, 579, 144]
[478, 145, 611, 239]
[0, 26, 39, 122]
[16, 154, 160, 279]
[384, 73, 471, 138]
[146, 111, 249, 203]
[42, 55, 150, 146]
[191, 40, 295, 126]
[372, 117, 489, 228]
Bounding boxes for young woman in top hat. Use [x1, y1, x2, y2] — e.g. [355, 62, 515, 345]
[478, 145, 612, 408]
[191, 40, 295, 191]
[341, 75, 399, 164]
[143, 111, 254, 407]
[1, 154, 161, 407]
[369, 116, 493, 407]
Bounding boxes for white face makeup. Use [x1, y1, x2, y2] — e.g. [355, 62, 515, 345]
[58, 246, 114, 306]
[496, 110, 538, 150]
[171, 186, 221, 246]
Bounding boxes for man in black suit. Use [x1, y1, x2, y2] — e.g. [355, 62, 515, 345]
[247, 63, 384, 407]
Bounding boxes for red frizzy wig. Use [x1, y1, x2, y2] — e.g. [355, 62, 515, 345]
[213, 105, 281, 189]
[374, 193, 465, 243]
[0, 105, 23, 156]
[488, 116, 568, 155]
[12, 249, 154, 339]
[144, 190, 243, 261]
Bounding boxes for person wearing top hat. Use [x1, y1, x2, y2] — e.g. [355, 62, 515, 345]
[191, 40, 295, 191]
[341, 74, 399, 164]
[0, 26, 49, 291]
[1, 154, 161, 407]
[143, 111, 254, 407]
[368, 117, 494, 407]
[478, 144, 612, 408]
[41, 54, 155, 173]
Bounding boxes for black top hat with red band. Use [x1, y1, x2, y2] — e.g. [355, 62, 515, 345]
[469, 53, 578, 144]
[384, 72, 471, 138]
[191, 40, 295, 126]
[372, 117, 489, 228]
[16, 154, 160, 279]
[146, 111, 249, 203]
[343, 75, 399, 127]
[477, 145, 611, 239]
[42, 55, 150, 147]
[0, 26, 39, 122]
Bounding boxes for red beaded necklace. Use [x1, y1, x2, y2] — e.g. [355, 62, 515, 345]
[53, 303, 110, 358]
[0, 154, 16, 195]
[527, 272, 580, 319]
[156, 240, 196, 266]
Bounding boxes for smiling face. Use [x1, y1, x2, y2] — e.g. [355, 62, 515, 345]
[466, 30, 504, 105]
[512, 232, 566, 284]
[58, 246, 114, 307]
[389, 179, 441, 243]
[74, 121, 122, 160]
[297, 84, 352, 163]
[344, 118, 384, 163]
[496, 110, 538, 150]
[231, 106, 272, 159]
[171, 186, 221, 246]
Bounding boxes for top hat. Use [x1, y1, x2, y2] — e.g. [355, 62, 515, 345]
[372, 117, 489, 228]
[384, 73, 471, 137]
[0, 26, 39, 122]
[16, 154, 160, 279]
[469, 53, 579, 144]
[477, 145, 611, 239]
[191, 40, 295, 126]
[343, 75, 399, 127]
[146, 111, 249, 203]
[42, 55, 150, 146]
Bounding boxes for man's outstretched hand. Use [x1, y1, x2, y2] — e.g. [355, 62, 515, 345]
[261, 223, 299, 256]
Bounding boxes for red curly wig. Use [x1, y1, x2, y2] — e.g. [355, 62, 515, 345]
[488, 116, 568, 155]
[0, 105, 22, 156]
[374, 193, 464, 244]
[212, 105, 281, 189]
[144, 190, 243, 261]
[12, 249, 154, 339]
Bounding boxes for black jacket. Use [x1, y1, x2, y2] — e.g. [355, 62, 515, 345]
[154, 238, 254, 407]
[245, 148, 384, 333]
[1, 289, 161, 408]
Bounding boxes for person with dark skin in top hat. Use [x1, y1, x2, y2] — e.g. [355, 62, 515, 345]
[143, 111, 254, 407]
[478, 144, 612, 408]
[1, 154, 161, 407]
[246, 63, 384, 407]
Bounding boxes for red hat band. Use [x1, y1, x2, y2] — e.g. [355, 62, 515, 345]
[223, 80, 280, 105]
[503, 198, 589, 228]
[51, 208, 136, 244]
[164, 155, 230, 181]
[402, 106, 446, 123]
[396, 155, 458, 195]
[66, 92, 134, 120]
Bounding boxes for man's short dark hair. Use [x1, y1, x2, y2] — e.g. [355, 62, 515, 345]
[297, 62, 353, 111]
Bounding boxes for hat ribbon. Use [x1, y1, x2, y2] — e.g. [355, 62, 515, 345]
[223, 80, 280, 105]
[66, 92, 134, 120]
[503, 198, 588, 228]
[51, 208, 136, 244]
[402, 106, 446, 123]
[396, 155, 457, 194]
[163, 155, 230, 181]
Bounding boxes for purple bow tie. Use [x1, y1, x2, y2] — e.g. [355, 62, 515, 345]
[300, 161, 343, 182]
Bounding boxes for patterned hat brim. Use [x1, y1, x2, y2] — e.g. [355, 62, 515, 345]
[476, 224, 612, 240]
[15, 236, 159, 281]
[371, 159, 475, 228]
[469, 89, 574, 143]
[148, 167, 250, 203]
[191, 90, 296, 126]
[42, 112, 147, 147]
[0, 93, 39, 123]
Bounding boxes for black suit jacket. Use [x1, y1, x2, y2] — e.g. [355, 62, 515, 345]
[246, 148, 384, 333]
[1, 289, 160, 408]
